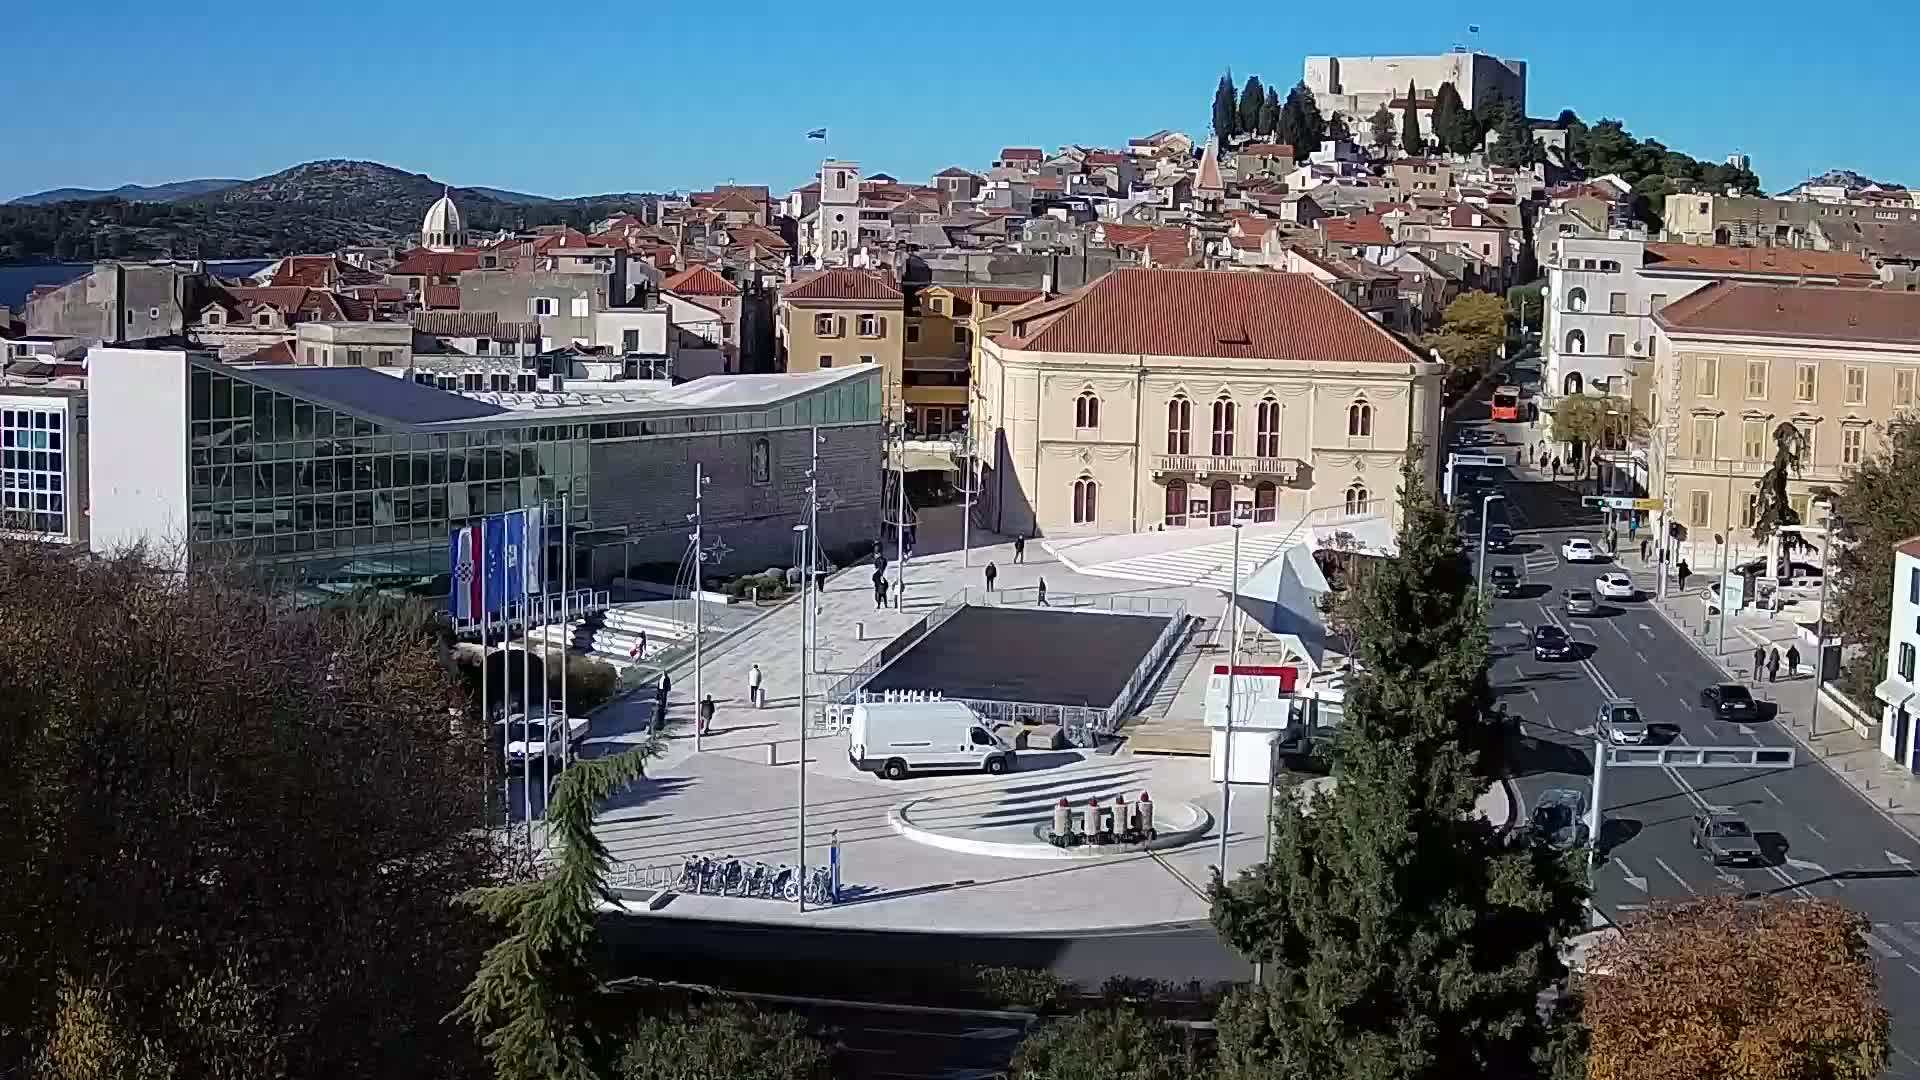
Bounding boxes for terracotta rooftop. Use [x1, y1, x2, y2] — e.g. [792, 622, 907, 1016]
[414, 310, 542, 341]
[1324, 214, 1393, 246]
[389, 250, 483, 276]
[998, 147, 1043, 161]
[238, 341, 298, 366]
[997, 268, 1422, 363]
[784, 268, 902, 303]
[1655, 281, 1920, 345]
[1100, 223, 1156, 248]
[934, 166, 981, 179]
[1084, 151, 1128, 166]
[1240, 142, 1295, 159]
[424, 285, 460, 309]
[1145, 227, 1194, 267]
[1643, 243, 1878, 280]
[661, 264, 739, 298]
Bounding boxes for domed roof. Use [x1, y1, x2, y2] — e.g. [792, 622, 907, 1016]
[422, 192, 463, 238]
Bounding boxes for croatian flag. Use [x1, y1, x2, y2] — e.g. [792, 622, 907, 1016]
[483, 514, 508, 616]
[806, 127, 827, 140]
[449, 525, 482, 620]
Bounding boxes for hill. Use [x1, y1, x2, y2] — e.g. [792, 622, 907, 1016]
[1778, 168, 1906, 196]
[9, 179, 243, 206]
[0, 159, 663, 264]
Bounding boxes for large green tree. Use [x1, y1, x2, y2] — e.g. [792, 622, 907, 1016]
[1010, 1006, 1198, 1080]
[1549, 395, 1649, 489]
[1368, 105, 1396, 158]
[1278, 82, 1326, 161]
[1399, 81, 1424, 157]
[1238, 76, 1267, 140]
[1828, 416, 1920, 696]
[1431, 82, 1470, 154]
[1259, 86, 1282, 142]
[1214, 73, 1240, 141]
[1209, 455, 1587, 1080]
[0, 543, 500, 1079]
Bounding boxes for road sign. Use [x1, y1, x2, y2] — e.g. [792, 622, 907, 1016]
[1449, 452, 1506, 467]
[1603, 745, 1795, 769]
[1581, 495, 1663, 512]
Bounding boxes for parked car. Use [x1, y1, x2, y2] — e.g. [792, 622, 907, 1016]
[1561, 538, 1599, 562]
[1489, 564, 1521, 597]
[1532, 624, 1575, 660]
[499, 711, 591, 765]
[849, 700, 1016, 780]
[1594, 573, 1637, 600]
[1598, 700, 1649, 745]
[1691, 809, 1763, 866]
[1563, 588, 1597, 616]
[1698, 683, 1761, 723]
[1485, 524, 1513, 552]
[1532, 788, 1590, 850]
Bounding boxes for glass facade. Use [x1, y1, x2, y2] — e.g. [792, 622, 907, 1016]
[186, 361, 879, 589]
[0, 403, 67, 536]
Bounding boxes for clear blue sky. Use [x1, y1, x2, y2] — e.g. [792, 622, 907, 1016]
[4, 0, 1910, 202]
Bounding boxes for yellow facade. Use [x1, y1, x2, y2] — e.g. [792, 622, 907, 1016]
[779, 296, 905, 419]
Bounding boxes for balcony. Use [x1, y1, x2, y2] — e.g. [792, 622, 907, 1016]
[1150, 454, 1303, 483]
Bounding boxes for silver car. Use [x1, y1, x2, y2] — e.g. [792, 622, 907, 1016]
[1563, 588, 1597, 616]
[1598, 700, 1648, 745]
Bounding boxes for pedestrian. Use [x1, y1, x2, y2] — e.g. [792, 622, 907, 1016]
[875, 550, 888, 577]
[1786, 643, 1801, 678]
[1640, 537, 1651, 562]
[1036, 578, 1048, 606]
[659, 670, 671, 700]
[1768, 647, 1781, 684]
[654, 682, 669, 729]
[1607, 527, 1619, 554]
[1753, 646, 1767, 682]
[748, 662, 764, 709]
[872, 568, 886, 609]
[1551, 455, 1562, 477]
[904, 525, 917, 559]
[698, 694, 715, 736]
[984, 561, 998, 592]
[1013, 534, 1026, 564]
[1677, 558, 1691, 591]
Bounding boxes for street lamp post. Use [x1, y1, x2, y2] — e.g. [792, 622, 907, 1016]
[1715, 533, 1729, 656]
[794, 520, 811, 910]
[1477, 493, 1504, 598]
[691, 465, 710, 753]
[1218, 517, 1244, 880]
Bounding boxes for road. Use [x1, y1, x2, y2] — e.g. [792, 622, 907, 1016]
[1455, 369, 1920, 1078]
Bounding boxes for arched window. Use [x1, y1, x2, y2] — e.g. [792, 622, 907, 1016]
[1345, 483, 1370, 516]
[1165, 395, 1191, 454]
[1563, 372, 1584, 396]
[1566, 287, 1587, 312]
[1072, 476, 1098, 525]
[1565, 329, 1586, 354]
[1347, 399, 1373, 437]
[1255, 397, 1280, 457]
[1211, 396, 1235, 456]
[1254, 481, 1277, 523]
[1075, 391, 1100, 430]
[1164, 479, 1187, 527]
[1210, 479, 1233, 527]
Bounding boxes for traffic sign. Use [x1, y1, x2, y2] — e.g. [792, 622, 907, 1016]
[1581, 495, 1662, 512]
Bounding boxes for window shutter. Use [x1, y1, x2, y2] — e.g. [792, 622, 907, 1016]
[878, 316, 888, 338]
[837, 316, 846, 337]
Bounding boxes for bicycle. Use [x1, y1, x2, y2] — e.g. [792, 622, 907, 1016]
[803, 865, 834, 906]
[679, 856, 702, 893]
[745, 861, 770, 898]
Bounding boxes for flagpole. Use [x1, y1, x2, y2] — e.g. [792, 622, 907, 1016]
[561, 492, 571, 797]
[538, 504, 554, 842]
[693, 464, 706, 754]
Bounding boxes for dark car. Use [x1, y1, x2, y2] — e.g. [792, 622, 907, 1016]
[1698, 683, 1760, 722]
[1489, 565, 1521, 597]
[1531, 788, 1590, 850]
[1532, 624, 1575, 660]
[1485, 523, 1513, 552]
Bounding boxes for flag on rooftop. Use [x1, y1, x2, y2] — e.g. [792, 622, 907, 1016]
[806, 128, 827, 140]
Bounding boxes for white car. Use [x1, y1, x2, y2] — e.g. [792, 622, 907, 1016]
[1594, 573, 1636, 600]
[500, 712, 590, 764]
[1598, 700, 1649, 745]
[1562, 538, 1598, 562]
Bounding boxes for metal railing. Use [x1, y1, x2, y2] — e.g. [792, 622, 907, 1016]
[1150, 453, 1303, 482]
[453, 588, 609, 639]
[820, 588, 971, 710]
[1111, 611, 1192, 726]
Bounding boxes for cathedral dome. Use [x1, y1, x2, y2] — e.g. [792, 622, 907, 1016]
[422, 191, 465, 251]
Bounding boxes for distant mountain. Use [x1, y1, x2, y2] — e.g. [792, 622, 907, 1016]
[0, 159, 663, 264]
[1778, 169, 1908, 196]
[10, 179, 243, 206]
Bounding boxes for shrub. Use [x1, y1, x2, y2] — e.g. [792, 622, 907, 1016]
[977, 966, 1072, 1013]
[617, 1001, 835, 1080]
[555, 654, 620, 712]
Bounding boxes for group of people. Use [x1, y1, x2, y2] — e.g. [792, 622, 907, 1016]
[1752, 644, 1803, 683]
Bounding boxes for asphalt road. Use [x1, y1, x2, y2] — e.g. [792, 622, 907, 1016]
[1454, 391, 1920, 1078]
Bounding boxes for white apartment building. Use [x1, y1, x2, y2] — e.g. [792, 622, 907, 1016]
[1877, 538, 1920, 772]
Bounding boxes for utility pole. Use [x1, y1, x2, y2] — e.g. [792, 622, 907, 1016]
[797, 427, 822, 910]
[894, 423, 908, 608]
[960, 426, 974, 568]
[1218, 517, 1243, 878]
[691, 464, 710, 752]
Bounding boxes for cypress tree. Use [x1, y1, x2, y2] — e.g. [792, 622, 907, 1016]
[1400, 80, 1424, 156]
[1260, 86, 1282, 140]
[1214, 72, 1240, 141]
[1432, 82, 1467, 154]
[1291, 81, 1326, 158]
[1238, 75, 1266, 140]
[1210, 453, 1587, 1080]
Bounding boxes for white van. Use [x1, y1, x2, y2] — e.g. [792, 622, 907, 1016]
[848, 700, 1016, 780]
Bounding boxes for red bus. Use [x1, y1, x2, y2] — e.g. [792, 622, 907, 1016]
[1489, 385, 1522, 422]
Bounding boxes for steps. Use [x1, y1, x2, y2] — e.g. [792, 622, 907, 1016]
[523, 603, 696, 669]
[1082, 525, 1308, 591]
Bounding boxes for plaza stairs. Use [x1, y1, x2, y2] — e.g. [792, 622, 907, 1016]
[1052, 522, 1309, 591]
[524, 603, 693, 671]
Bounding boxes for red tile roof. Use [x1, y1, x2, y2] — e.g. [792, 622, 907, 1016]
[662, 265, 738, 298]
[964, 286, 1045, 306]
[1897, 535, 1920, 561]
[1642, 243, 1877, 280]
[1324, 214, 1393, 246]
[1030, 177, 1062, 192]
[1085, 151, 1128, 166]
[389, 250, 483, 276]
[999, 269, 1422, 363]
[425, 285, 460, 309]
[934, 166, 981, 179]
[998, 147, 1043, 161]
[784, 268, 902, 303]
[1100, 223, 1157, 249]
[269, 254, 381, 288]
[705, 191, 763, 214]
[238, 341, 299, 365]
[1240, 142, 1295, 159]
[1145, 227, 1193, 267]
[1654, 281, 1920, 345]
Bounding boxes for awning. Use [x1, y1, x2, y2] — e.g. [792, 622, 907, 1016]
[1873, 677, 1918, 708]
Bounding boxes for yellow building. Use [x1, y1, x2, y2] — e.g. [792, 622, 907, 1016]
[972, 268, 1445, 536]
[904, 284, 1044, 438]
[777, 268, 906, 419]
[1651, 282, 1920, 545]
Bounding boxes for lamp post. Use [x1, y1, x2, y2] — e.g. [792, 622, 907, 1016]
[1477, 493, 1504, 598]
[1218, 516, 1244, 880]
[793, 521, 812, 909]
[690, 465, 710, 752]
[1715, 532, 1728, 656]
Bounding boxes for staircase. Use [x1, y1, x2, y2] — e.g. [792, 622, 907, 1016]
[1081, 524, 1308, 591]
[524, 604, 695, 670]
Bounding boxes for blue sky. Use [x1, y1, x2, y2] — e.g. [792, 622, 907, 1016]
[4, 0, 1912, 202]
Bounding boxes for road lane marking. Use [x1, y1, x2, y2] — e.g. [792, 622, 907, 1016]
[1634, 650, 1648, 664]
[1614, 860, 1648, 892]
[1761, 785, 1784, 805]
[1863, 931, 1901, 959]
[1877, 922, 1920, 955]
[1653, 857, 1696, 893]
[1609, 622, 1633, 645]
[1655, 672, 1669, 685]
[1638, 623, 1657, 638]
[1804, 823, 1828, 841]
[1908, 963, 1920, 979]
[1526, 689, 1541, 705]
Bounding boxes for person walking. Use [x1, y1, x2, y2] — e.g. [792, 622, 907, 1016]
[698, 694, 715, 736]
[1677, 558, 1691, 592]
[983, 561, 998, 593]
[653, 678, 670, 730]
[1640, 537, 1651, 563]
[872, 568, 886, 609]
[1786, 643, 1801, 679]
[748, 662, 764, 709]
[1753, 646, 1767, 683]
[1013, 534, 1026, 564]
[1767, 647, 1781, 684]
[1036, 578, 1048, 607]
[1551, 455, 1562, 477]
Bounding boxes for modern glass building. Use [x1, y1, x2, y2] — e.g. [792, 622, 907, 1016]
[87, 348, 884, 594]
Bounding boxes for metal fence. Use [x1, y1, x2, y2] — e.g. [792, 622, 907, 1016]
[453, 588, 610, 639]
[1110, 608, 1192, 726]
[820, 587, 971, 710]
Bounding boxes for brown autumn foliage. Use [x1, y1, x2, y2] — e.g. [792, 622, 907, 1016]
[1584, 896, 1889, 1080]
[0, 541, 505, 1078]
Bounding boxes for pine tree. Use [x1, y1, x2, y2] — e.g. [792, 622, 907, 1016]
[1214, 73, 1240, 141]
[1432, 82, 1468, 154]
[1260, 86, 1282, 141]
[1210, 453, 1588, 1080]
[1238, 76, 1266, 140]
[1292, 81, 1326, 157]
[1325, 111, 1351, 146]
[1399, 80, 1424, 156]
[1368, 105, 1396, 158]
